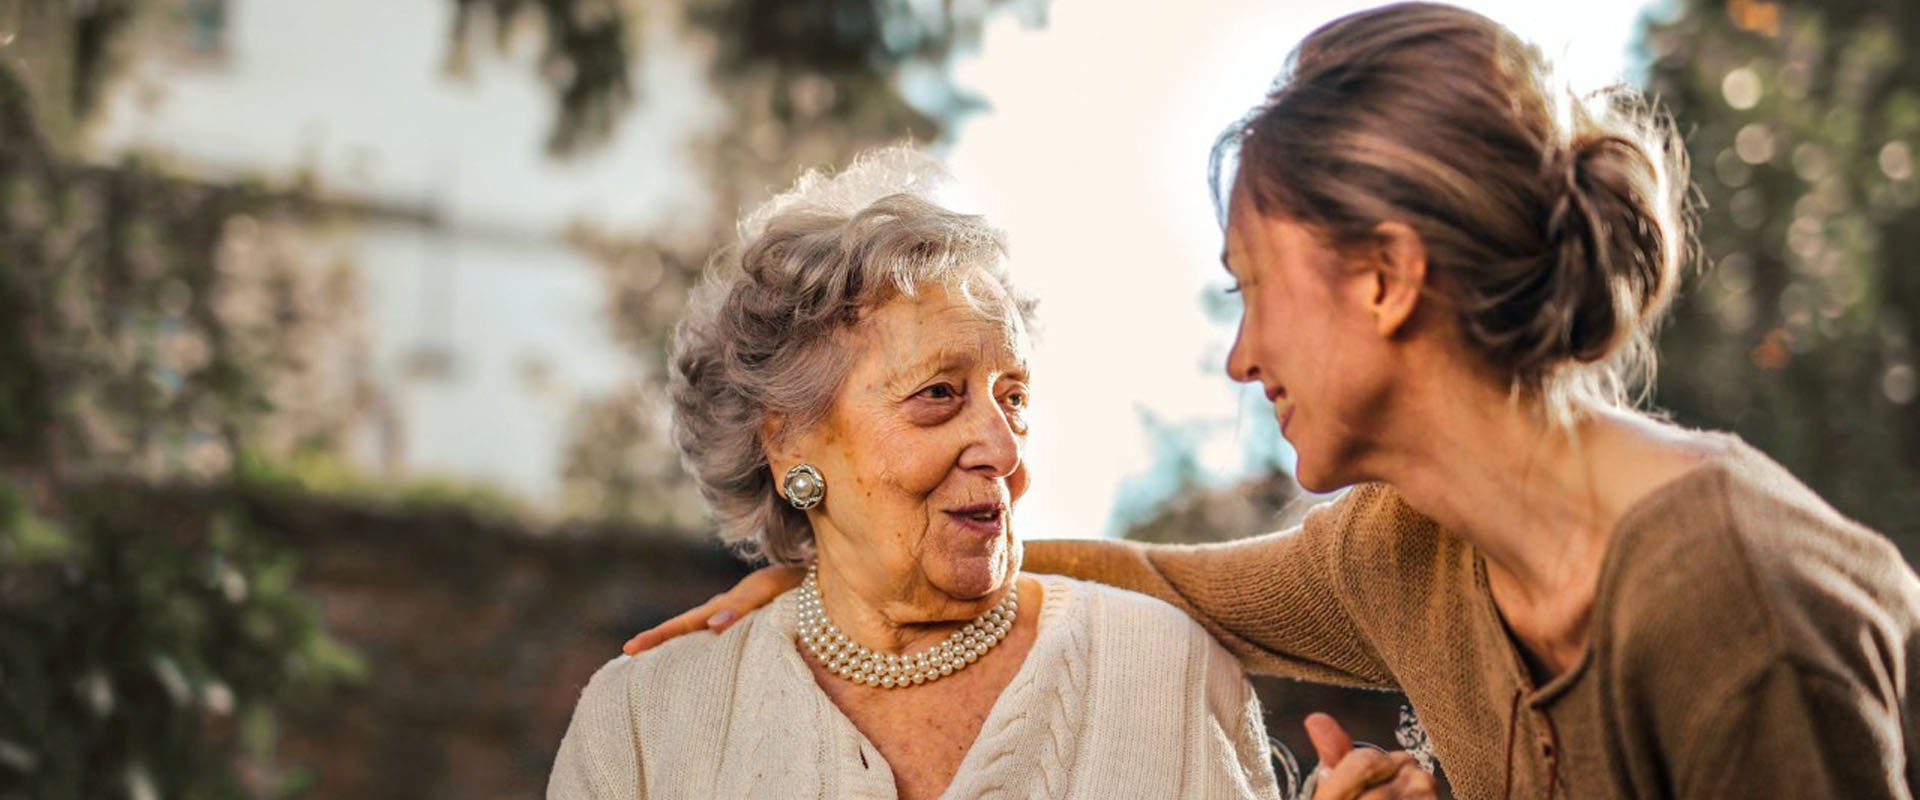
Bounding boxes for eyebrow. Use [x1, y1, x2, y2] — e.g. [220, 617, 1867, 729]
[885, 348, 1030, 388]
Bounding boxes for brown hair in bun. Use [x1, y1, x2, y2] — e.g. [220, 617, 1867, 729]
[1215, 2, 1692, 422]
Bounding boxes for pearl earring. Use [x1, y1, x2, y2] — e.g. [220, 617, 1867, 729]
[783, 464, 825, 510]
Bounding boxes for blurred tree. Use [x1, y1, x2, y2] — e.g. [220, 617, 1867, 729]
[448, 0, 1044, 153]
[1108, 407, 1298, 544]
[1117, 466, 1300, 545]
[1, 0, 387, 484]
[1, 4, 379, 795]
[0, 481, 364, 799]
[1644, 0, 1920, 554]
[3, 0, 1054, 794]
[447, 0, 634, 156]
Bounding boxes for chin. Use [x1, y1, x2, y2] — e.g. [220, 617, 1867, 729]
[926, 545, 1013, 600]
[1291, 449, 1355, 495]
[1295, 467, 1341, 494]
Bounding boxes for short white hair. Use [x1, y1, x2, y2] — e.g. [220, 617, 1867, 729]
[668, 146, 1038, 564]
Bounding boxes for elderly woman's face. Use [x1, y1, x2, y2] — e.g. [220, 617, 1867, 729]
[787, 279, 1031, 606]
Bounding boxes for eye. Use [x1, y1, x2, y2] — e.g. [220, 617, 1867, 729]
[1002, 388, 1029, 409]
[1224, 284, 1242, 295]
[917, 383, 959, 401]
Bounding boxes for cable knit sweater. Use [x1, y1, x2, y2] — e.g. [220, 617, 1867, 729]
[547, 574, 1280, 799]
[1026, 433, 1920, 799]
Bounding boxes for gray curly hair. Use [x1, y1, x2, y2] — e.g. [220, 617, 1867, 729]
[668, 147, 1038, 564]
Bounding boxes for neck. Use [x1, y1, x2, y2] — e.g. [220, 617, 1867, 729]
[1351, 368, 1714, 674]
[812, 559, 1011, 654]
[1386, 395, 1613, 601]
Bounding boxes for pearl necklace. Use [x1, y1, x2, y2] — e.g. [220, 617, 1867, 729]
[796, 564, 1017, 689]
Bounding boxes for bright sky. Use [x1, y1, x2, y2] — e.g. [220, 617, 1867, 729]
[92, 0, 1656, 540]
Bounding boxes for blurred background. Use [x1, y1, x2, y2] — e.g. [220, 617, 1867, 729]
[1, 0, 1914, 797]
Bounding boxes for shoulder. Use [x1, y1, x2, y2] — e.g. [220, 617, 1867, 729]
[641, 594, 783, 682]
[586, 598, 783, 721]
[1602, 436, 1920, 691]
[559, 653, 645, 745]
[1040, 574, 1259, 708]
[1302, 484, 1453, 571]
[551, 655, 649, 799]
[1045, 575, 1248, 678]
[561, 621, 748, 715]
[1304, 484, 1467, 616]
[552, 603, 794, 799]
[1309, 483, 1438, 540]
[1051, 573, 1213, 637]
[571, 652, 642, 710]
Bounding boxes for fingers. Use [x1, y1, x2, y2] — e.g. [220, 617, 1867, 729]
[1313, 749, 1412, 800]
[620, 565, 807, 655]
[1355, 757, 1438, 800]
[739, 564, 805, 606]
[622, 597, 724, 655]
[1305, 711, 1355, 768]
[706, 565, 804, 634]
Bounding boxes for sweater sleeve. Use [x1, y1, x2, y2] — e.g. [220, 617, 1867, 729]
[1681, 660, 1912, 799]
[548, 657, 646, 800]
[1023, 486, 1402, 687]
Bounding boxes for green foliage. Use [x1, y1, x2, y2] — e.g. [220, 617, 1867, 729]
[1, 62, 249, 477]
[233, 449, 528, 520]
[692, 0, 1045, 121]
[0, 481, 361, 799]
[1645, 0, 1920, 552]
[444, 0, 1046, 156]
[0, 8, 375, 795]
[0, 46, 377, 482]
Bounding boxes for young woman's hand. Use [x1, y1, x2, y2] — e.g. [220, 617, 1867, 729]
[621, 564, 804, 654]
[1307, 712, 1439, 800]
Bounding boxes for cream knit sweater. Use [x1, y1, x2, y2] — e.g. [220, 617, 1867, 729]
[548, 574, 1280, 799]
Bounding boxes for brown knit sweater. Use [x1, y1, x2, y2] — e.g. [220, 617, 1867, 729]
[1026, 436, 1920, 799]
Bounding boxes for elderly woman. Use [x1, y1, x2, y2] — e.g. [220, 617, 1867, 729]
[548, 150, 1410, 799]
[626, 4, 1920, 799]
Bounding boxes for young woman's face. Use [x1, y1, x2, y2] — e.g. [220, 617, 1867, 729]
[786, 279, 1032, 610]
[1222, 185, 1394, 492]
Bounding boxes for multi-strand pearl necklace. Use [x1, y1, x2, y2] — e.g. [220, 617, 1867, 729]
[796, 563, 1017, 689]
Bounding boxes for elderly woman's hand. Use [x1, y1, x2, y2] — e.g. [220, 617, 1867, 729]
[1306, 713, 1439, 800]
[621, 565, 804, 654]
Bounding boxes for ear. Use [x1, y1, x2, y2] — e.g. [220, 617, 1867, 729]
[760, 413, 796, 470]
[1365, 221, 1427, 338]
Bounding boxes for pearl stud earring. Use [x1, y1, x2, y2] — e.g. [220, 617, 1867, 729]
[783, 464, 825, 510]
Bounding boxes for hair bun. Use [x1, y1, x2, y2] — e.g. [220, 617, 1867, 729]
[1535, 129, 1675, 370]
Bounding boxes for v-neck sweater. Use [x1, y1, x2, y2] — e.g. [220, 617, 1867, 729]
[547, 574, 1280, 799]
[1027, 434, 1920, 799]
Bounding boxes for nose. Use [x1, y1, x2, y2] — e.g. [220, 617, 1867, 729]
[958, 394, 1023, 478]
[1226, 327, 1261, 385]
